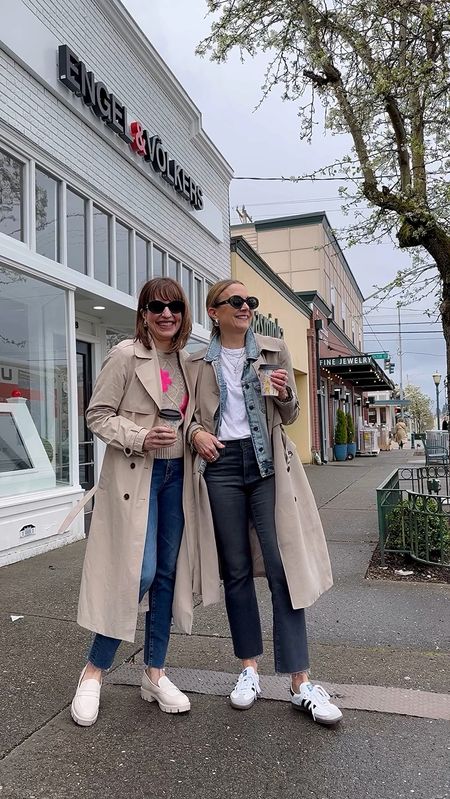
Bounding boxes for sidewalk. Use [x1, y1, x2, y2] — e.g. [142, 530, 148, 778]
[1, 450, 449, 799]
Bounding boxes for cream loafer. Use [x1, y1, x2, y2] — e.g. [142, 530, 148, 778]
[71, 666, 102, 727]
[141, 671, 190, 713]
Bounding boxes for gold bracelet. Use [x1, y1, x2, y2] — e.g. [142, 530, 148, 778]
[191, 428, 205, 447]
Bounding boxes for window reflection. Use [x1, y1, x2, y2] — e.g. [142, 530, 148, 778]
[168, 256, 178, 280]
[93, 206, 110, 284]
[0, 149, 23, 241]
[194, 276, 203, 324]
[153, 247, 164, 278]
[116, 222, 130, 294]
[136, 235, 148, 294]
[36, 168, 59, 261]
[0, 266, 70, 495]
[67, 188, 87, 274]
[182, 265, 191, 302]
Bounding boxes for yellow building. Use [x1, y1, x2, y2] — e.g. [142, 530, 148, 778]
[231, 236, 312, 463]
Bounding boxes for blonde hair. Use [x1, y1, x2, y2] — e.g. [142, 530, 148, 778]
[205, 279, 245, 337]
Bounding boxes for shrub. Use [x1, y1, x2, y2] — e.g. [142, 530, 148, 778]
[334, 408, 347, 445]
[346, 412, 355, 444]
[386, 496, 450, 564]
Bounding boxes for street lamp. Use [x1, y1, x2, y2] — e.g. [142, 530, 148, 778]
[432, 371, 441, 430]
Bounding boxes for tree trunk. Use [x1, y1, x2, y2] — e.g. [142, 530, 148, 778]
[397, 222, 450, 418]
[441, 275, 450, 420]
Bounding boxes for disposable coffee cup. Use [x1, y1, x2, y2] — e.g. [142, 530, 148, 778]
[258, 364, 279, 397]
[157, 409, 183, 431]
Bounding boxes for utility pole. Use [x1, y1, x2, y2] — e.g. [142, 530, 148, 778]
[397, 304, 404, 419]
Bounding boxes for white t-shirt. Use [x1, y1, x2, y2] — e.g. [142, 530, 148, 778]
[218, 347, 251, 441]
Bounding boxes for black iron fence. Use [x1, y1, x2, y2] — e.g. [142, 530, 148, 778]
[376, 465, 450, 567]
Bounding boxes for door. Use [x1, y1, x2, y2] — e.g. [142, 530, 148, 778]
[76, 340, 94, 532]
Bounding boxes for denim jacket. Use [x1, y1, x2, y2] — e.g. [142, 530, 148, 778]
[202, 328, 285, 477]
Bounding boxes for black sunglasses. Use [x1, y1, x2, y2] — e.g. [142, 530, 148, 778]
[214, 295, 259, 310]
[144, 300, 185, 314]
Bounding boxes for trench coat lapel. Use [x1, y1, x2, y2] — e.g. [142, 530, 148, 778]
[134, 340, 162, 409]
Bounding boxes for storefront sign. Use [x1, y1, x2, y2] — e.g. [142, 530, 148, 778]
[251, 312, 283, 339]
[320, 356, 371, 367]
[57, 45, 203, 210]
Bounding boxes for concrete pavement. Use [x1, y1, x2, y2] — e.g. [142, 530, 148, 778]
[0, 449, 449, 799]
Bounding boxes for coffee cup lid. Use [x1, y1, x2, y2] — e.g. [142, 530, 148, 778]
[259, 364, 277, 370]
[158, 409, 182, 419]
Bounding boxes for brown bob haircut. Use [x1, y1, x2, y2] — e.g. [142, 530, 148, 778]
[205, 279, 245, 338]
[135, 277, 192, 352]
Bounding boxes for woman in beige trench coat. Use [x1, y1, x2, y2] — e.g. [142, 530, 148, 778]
[71, 278, 197, 727]
[188, 279, 342, 726]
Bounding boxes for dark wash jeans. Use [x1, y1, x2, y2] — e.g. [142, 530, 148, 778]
[88, 458, 184, 670]
[204, 439, 309, 674]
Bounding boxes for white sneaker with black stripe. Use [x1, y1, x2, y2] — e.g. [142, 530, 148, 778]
[290, 681, 343, 725]
[230, 666, 261, 709]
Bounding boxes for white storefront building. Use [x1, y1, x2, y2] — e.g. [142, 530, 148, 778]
[0, 0, 232, 565]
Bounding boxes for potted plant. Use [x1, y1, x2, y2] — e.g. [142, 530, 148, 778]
[346, 412, 357, 459]
[334, 408, 348, 461]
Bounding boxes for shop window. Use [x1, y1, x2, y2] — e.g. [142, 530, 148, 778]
[0, 149, 23, 241]
[93, 205, 110, 285]
[67, 188, 87, 274]
[136, 235, 149, 295]
[35, 168, 60, 261]
[181, 265, 191, 303]
[194, 276, 203, 324]
[168, 256, 179, 280]
[106, 328, 134, 352]
[0, 266, 70, 497]
[116, 221, 131, 294]
[153, 246, 165, 278]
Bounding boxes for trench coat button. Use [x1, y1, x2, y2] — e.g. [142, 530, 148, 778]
[294, 496, 297, 502]
[124, 493, 130, 500]
[258, 447, 263, 452]
[249, 405, 254, 410]
[287, 466, 291, 472]
[253, 426, 259, 431]
[245, 384, 249, 389]
[130, 462, 136, 469]
[125, 447, 131, 455]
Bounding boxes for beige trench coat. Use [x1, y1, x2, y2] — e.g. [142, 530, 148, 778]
[77, 339, 197, 643]
[187, 334, 333, 613]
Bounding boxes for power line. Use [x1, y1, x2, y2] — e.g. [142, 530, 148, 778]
[366, 321, 441, 326]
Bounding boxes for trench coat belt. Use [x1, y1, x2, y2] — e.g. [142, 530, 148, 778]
[57, 484, 98, 535]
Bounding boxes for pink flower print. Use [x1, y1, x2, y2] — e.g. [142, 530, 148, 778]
[160, 369, 172, 393]
[179, 393, 188, 417]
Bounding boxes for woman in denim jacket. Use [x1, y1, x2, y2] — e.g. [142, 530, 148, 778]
[189, 279, 342, 726]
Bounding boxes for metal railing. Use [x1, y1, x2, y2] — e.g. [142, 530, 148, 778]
[376, 465, 450, 567]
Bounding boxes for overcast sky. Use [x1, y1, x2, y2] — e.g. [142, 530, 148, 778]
[122, 0, 446, 411]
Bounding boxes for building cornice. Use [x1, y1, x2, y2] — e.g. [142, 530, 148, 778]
[231, 236, 311, 320]
[296, 290, 331, 319]
[95, 0, 233, 181]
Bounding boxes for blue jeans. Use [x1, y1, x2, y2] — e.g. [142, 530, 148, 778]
[88, 458, 184, 670]
[204, 439, 309, 674]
